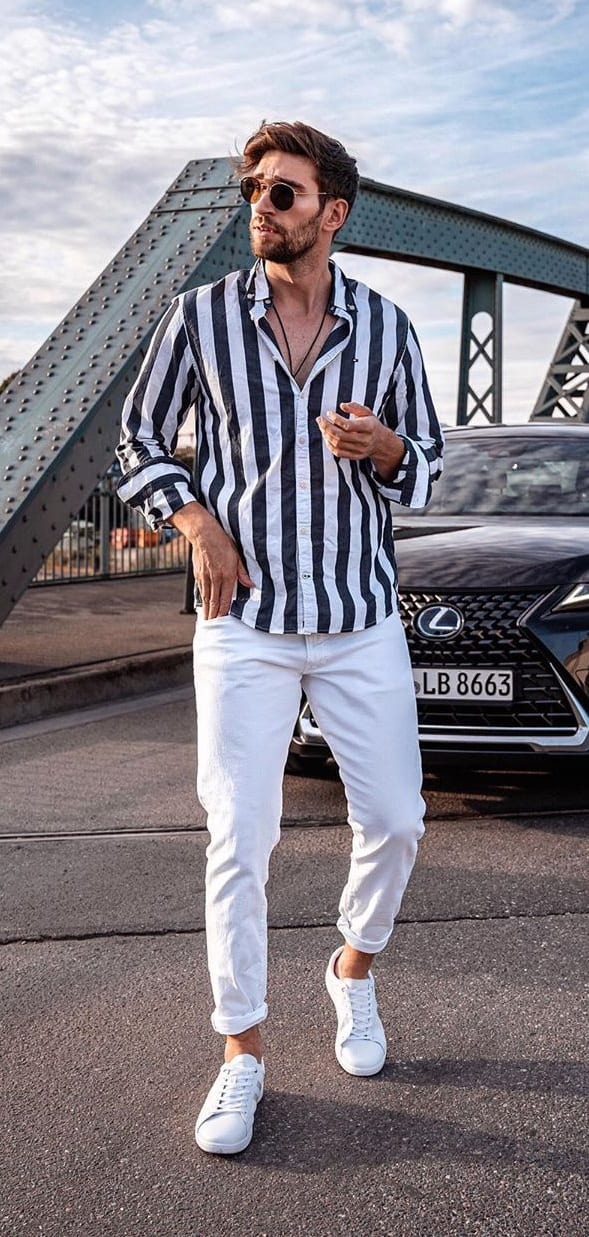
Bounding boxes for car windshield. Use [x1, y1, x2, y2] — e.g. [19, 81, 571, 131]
[421, 435, 589, 516]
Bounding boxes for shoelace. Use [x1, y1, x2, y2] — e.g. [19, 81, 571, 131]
[345, 982, 374, 1039]
[214, 1065, 259, 1114]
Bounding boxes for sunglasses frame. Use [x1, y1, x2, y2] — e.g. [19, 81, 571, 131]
[240, 176, 327, 212]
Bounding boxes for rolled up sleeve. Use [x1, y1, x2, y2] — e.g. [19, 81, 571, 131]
[369, 319, 444, 509]
[116, 296, 199, 529]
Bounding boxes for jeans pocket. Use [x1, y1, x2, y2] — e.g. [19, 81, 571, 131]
[195, 610, 236, 630]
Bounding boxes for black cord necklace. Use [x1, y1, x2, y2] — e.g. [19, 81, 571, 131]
[272, 299, 330, 381]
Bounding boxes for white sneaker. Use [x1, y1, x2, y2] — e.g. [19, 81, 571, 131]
[195, 1054, 264, 1155]
[325, 946, 387, 1076]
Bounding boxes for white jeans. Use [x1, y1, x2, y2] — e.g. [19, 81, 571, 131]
[193, 610, 425, 1036]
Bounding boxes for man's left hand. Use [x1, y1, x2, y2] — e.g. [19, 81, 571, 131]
[316, 402, 405, 479]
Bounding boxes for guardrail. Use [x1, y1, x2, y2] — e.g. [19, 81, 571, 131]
[33, 470, 189, 585]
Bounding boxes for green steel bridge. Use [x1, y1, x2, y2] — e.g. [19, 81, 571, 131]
[1, 158, 588, 625]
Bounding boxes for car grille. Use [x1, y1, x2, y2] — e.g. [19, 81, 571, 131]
[398, 591, 577, 732]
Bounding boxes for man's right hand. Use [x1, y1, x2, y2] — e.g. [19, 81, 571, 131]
[168, 502, 254, 619]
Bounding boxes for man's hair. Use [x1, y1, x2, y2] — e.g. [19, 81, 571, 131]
[238, 120, 359, 214]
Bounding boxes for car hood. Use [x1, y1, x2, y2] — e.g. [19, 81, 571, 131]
[393, 519, 589, 591]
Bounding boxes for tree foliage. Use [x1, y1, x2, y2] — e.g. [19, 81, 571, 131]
[1, 371, 18, 395]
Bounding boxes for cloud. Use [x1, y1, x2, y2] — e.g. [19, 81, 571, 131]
[0, 0, 586, 423]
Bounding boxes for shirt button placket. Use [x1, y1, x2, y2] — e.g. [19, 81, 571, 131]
[295, 395, 314, 633]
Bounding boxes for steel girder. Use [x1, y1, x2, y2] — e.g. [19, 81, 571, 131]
[337, 177, 588, 298]
[0, 158, 250, 627]
[336, 179, 589, 430]
[2, 158, 589, 626]
[530, 299, 589, 423]
[456, 272, 503, 425]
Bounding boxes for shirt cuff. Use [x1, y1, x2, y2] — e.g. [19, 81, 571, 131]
[117, 468, 198, 530]
[368, 436, 431, 508]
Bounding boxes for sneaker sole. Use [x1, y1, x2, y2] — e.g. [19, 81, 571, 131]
[195, 1127, 254, 1155]
[335, 1045, 386, 1077]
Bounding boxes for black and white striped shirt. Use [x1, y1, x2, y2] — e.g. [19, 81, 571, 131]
[117, 259, 444, 634]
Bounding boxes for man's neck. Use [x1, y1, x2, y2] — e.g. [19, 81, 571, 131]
[264, 254, 332, 316]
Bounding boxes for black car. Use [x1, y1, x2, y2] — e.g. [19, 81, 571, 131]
[288, 423, 589, 771]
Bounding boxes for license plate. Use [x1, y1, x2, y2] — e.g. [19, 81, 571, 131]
[413, 668, 514, 701]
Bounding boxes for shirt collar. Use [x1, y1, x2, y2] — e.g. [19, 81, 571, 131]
[329, 259, 356, 317]
[245, 258, 357, 321]
[245, 259, 271, 306]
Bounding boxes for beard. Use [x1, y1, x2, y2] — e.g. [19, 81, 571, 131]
[249, 208, 323, 264]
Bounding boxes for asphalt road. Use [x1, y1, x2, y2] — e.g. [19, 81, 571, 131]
[1, 688, 588, 1237]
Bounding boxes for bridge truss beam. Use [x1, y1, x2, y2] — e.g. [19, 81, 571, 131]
[530, 299, 589, 423]
[337, 178, 588, 300]
[0, 159, 250, 627]
[456, 271, 503, 425]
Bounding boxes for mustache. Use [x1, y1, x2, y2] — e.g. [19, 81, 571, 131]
[250, 217, 286, 237]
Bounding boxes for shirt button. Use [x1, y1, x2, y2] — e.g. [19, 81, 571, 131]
[299, 527, 309, 535]
[298, 436, 305, 446]
[302, 572, 311, 580]
[299, 481, 308, 490]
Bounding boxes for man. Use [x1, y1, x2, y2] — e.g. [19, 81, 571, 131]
[117, 120, 444, 1156]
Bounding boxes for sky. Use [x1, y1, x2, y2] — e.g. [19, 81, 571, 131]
[1, 0, 587, 425]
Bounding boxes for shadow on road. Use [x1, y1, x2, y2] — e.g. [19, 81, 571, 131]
[288, 755, 589, 821]
[386, 1056, 589, 1097]
[242, 1072, 588, 1176]
[423, 761, 589, 821]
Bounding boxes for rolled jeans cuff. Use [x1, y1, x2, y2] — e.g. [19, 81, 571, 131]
[210, 1001, 268, 1036]
[336, 915, 392, 956]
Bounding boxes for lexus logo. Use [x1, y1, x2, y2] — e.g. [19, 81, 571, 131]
[415, 604, 463, 640]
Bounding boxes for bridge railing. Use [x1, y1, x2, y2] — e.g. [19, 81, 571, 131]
[32, 464, 189, 586]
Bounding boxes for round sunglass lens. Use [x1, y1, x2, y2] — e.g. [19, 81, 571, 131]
[240, 177, 258, 203]
[270, 183, 295, 211]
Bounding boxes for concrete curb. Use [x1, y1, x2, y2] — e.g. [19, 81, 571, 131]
[0, 647, 192, 729]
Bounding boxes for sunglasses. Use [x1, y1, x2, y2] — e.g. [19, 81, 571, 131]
[240, 176, 327, 213]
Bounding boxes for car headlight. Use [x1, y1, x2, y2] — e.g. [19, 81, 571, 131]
[551, 583, 589, 612]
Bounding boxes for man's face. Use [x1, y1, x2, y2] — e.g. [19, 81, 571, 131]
[248, 151, 327, 264]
